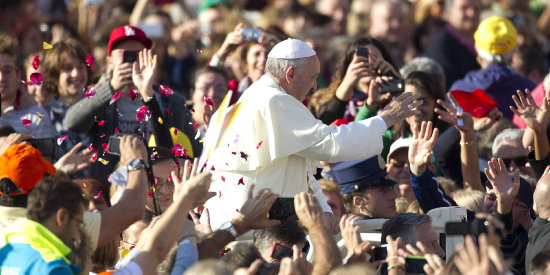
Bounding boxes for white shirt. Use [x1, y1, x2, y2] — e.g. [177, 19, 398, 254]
[201, 75, 387, 229]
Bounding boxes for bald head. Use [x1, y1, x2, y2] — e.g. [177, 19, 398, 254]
[535, 174, 550, 219]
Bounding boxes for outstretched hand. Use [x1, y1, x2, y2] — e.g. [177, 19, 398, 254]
[132, 49, 158, 101]
[379, 92, 422, 128]
[54, 142, 93, 174]
[510, 89, 550, 133]
[484, 158, 520, 215]
[232, 186, 281, 236]
[409, 121, 438, 176]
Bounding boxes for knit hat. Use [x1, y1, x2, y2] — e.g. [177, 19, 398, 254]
[0, 144, 56, 196]
[108, 25, 152, 55]
[474, 16, 517, 56]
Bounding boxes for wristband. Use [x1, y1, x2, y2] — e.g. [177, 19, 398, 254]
[387, 265, 405, 271]
[459, 141, 474, 146]
[386, 256, 404, 262]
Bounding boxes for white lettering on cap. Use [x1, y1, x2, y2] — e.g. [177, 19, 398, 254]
[124, 26, 135, 36]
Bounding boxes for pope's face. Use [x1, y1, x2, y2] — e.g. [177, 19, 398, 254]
[290, 56, 319, 102]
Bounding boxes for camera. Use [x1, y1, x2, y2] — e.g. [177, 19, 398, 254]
[354, 47, 369, 58]
[270, 243, 293, 260]
[28, 137, 57, 157]
[123, 51, 138, 64]
[445, 219, 488, 236]
[371, 244, 388, 262]
[379, 74, 404, 95]
[268, 198, 297, 221]
[240, 28, 261, 42]
[107, 134, 124, 156]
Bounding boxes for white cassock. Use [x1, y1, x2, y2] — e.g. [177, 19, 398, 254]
[200, 75, 388, 229]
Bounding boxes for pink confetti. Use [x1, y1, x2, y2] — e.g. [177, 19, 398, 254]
[166, 109, 172, 115]
[172, 144, 187, 158]
[93, 191, 102, 199]
[88, 143, 94, 151]
[151, 152, 159, 159]
[191, 108, 195, 113]
[159, 85, 173, 96]
[110, 91, 122, 105]
[256, 141, 263, 149]
[237, 177, 244, 185]
[128, 89, 139, 101]
[114, 127, 119, 134]
[91, 152, 98, 162]
[211, 166, 215, 171]
[240, 152, 248, 161]
[29, 73, 43, 85]
[218, 191, 222, 198]
[136, 106, 148, 121]
[97, 120, 106, 126]
[147, 190, 153, 197]
[101, 143, 109, 152]
[168, 173, 173, 182]
[21, 119, 31, 126]
[197, 49, 203, 54]
[173, 128, 178, 135]
[204, 97, 214, 106]
[32, 55, 39, 70]
[233, 135, 240, 144]
[221, 176, 225, 182]
[100, 134, 106, 138]
[86, 54, 95, 67]
[116, 108, 123, 117]
[84, 88, 96, 99]
[193, 122, 199, 130]
[57, 135, 68, 145]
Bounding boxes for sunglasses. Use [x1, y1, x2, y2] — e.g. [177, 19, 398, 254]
[501, 156, 528, 167]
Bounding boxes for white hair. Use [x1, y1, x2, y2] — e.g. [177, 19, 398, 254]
[264, 57, 312, 79]
[492, 128, 524, 157]
[476, 47, 515, 65]
[400, 57, 446, 87]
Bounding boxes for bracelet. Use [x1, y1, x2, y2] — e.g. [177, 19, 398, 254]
[387, 265, 405, 271]
[459, 141, 474, 146]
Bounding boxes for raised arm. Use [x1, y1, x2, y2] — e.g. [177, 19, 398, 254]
[295, 192, 341, 275]
[511, 89, 550, 160]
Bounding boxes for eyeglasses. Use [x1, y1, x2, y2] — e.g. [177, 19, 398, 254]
[501, 156, 528, 167]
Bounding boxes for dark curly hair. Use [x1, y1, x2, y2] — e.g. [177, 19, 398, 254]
[27, 173, 87, 224]
[42, 39, 90, 97]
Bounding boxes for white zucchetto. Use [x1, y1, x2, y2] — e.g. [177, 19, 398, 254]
[267, 38, 316, 59]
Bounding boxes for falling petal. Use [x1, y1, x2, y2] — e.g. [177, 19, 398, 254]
[102, 143, 109, 152]
[30, 73, 43, 85]
[240, 152, 248, 161]
[100, 134, 106, 138]
[166, 109, 172, 115]
[32, 55, 39, 70]
[158, 117, 163, 124]
[199, 139, 205, 143]
[233, 135, 240, 144]
[197, 49, 203, 54]
[151, 151, 159, 159]
[86, 54, 95, 67]
[129, 89, 139, 101]
[191, 108, 195, 113]
[218, 191, 222, 198]
[94, 116, 98, 122]
[237, 177, 244, 185]
[57, 135, 68, 145]
[43, 42, 53, 50]
[193, 122, 199, 130]
[204, 97, 214, 106]
[21, 119, 31, 126]
[147, 190, 153, 197]
[98, 158, 109, 165]
[93, 191, 103, 199]
[37, 112, 44, 119]
[116, 108, 123, 117]
[110, 91, 122, 105]
[150, 59, 154, 64]
[159, 85, 173, 96]
[98, 120, 106, 126]
[173, 128, 178, 135]
[88, 143, 94, 151]
[91, 152, 98, 162]
[221, 176, 225, 182]
[171, 144, 187, 158]
[256, 141, 263, 149]
[115, 127, 119, 134]
[211, 166, 215, 171]
[84, 88, 96, 99]
[168, 173, 173, 182]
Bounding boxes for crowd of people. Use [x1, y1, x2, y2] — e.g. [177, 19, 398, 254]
[2, 0, 550, 274]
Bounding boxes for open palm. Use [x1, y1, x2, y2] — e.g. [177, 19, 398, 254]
[484, 158, 520, 203]
[511, 89, 550, 131]
[409, 121, 439, 171]
[132, 49, 157, 100]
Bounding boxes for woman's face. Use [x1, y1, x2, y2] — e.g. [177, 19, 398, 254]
[26, 66, 53, 106]
[356, 44, 383, 91]
[58, 55, 87, 98]
[246, 43, 268, 83]
[404, 84, 435, 128]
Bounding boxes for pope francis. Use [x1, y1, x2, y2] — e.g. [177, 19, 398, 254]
[200, 39, 422, 231]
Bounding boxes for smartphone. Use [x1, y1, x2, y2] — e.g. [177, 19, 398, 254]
[445, 219, 488, 236]
[28, 137, 57, 157]
[258, 262, 280, 275]
[123, 51, 138, 64]
[138, 22, 164, 39]
[268, 198, 297, 221]
[405, 256, 428, 274]
[370, 244, 388, 262]
[107, 134, 124, 156]
[241, 28, 261, 42]
[354, 47, 369, 58]
[270, 243, 293, 260]
[379, 77, 404, 95]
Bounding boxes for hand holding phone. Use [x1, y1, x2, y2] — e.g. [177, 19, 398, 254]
[123, 51, 138, 64]
[270, 243, 293, 260]
[240, 28, 261, 42]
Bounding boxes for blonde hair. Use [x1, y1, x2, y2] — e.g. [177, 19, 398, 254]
[451, 189, 485, 213]
[396, 197, 423, 214]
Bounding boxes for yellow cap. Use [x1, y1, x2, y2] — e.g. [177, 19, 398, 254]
[474, 16, 517, 55]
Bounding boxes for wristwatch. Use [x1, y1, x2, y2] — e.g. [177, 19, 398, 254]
[220, 222, 238, 238]
[127, 159, 147, 171]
